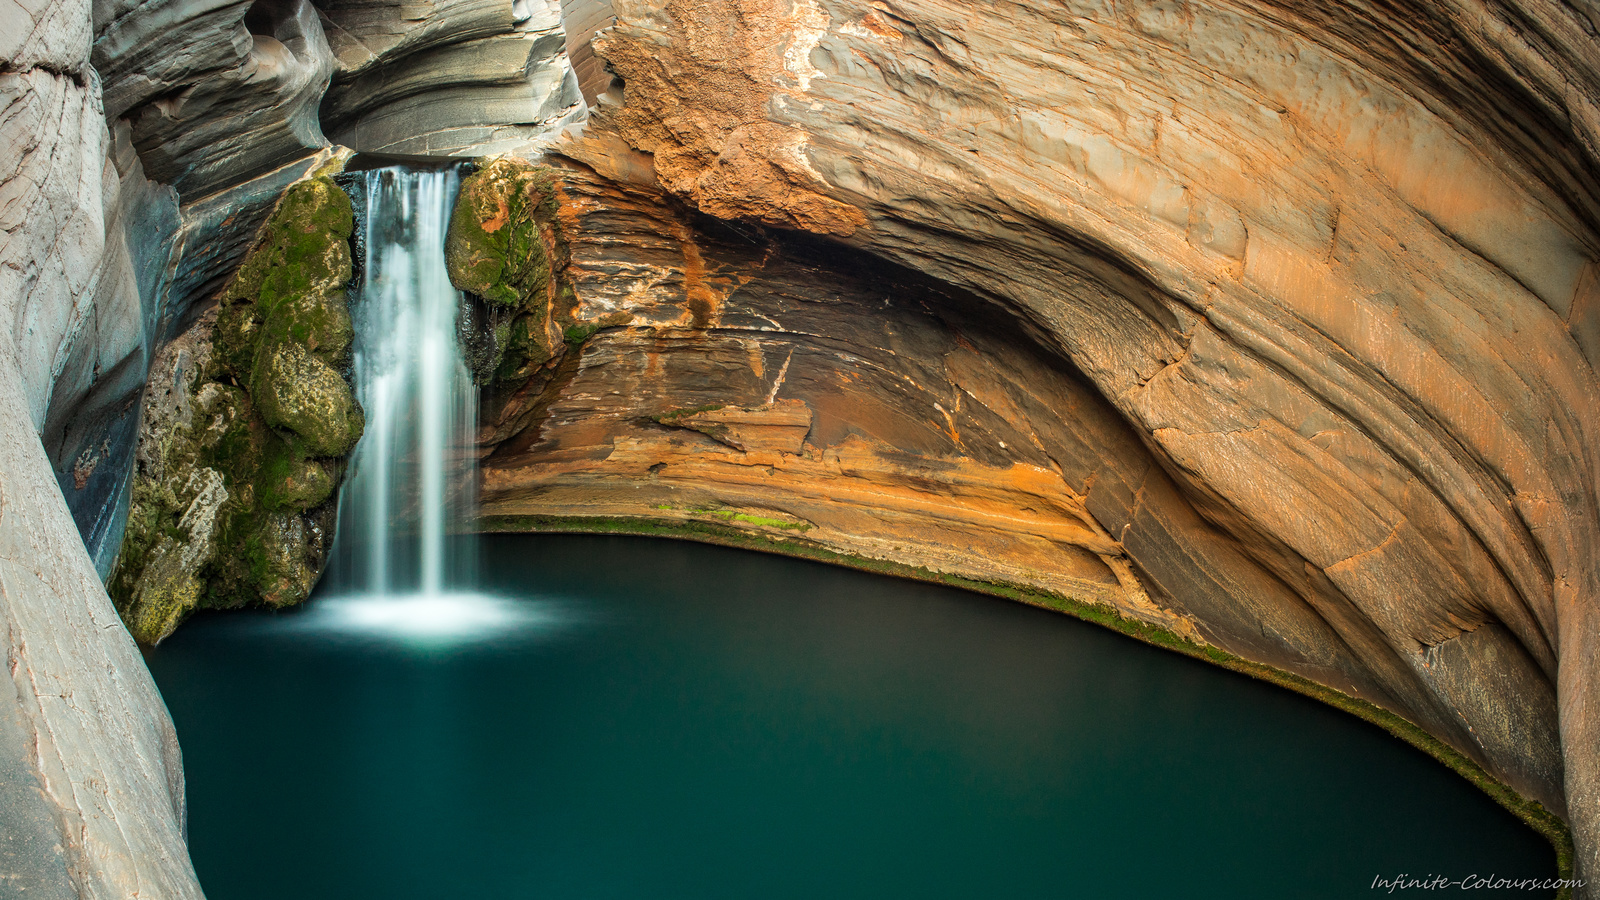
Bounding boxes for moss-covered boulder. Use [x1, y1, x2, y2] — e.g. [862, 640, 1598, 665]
[111, 175, 362, 643]
[217, 175, 356, 379]
[447, 157, 560, 307]
[254, 342, 364, 456]
[446, 157, 577, 385]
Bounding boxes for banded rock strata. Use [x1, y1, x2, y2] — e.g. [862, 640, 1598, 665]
[555, 0, 1600, 888]
[1, 0, 200, 895]
[3, 0, 1600, 895]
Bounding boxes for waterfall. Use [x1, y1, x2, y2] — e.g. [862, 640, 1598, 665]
[330, 164, 479, 598]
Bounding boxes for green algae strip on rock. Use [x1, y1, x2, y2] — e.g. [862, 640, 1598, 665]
[111, 175, 363, 644]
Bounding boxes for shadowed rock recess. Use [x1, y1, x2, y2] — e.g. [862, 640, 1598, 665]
[2, 0, 1600, 896]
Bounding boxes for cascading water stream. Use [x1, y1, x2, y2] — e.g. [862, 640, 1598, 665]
[309, 163, 536, 641]
[340, 164, 478, 594]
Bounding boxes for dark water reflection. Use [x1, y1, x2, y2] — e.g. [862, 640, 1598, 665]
[145, 534, 1554, 899]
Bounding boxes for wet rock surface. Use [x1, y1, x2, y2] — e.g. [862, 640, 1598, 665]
[445, 155, 611, 393]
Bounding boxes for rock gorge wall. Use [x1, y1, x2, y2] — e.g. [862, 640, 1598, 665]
[550, 0, 1600, 886]
[2, 3, 200, 895]
[490, 155, 1585, 841]
[318, 0, 586, 155]
[4, 0, 1600, 895]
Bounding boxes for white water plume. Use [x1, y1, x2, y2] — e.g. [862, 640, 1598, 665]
[331, 165, 480, 609]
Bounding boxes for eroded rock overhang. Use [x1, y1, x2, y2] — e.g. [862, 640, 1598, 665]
[5, 0, 1600, 895]
[539, 0, 1600, 888]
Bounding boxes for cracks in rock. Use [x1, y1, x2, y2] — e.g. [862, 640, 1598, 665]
[762, 347, 792, 405]
[1325, 519, 1404, 572]
[1151, 422, 1268, 442]
[0, 60, 87, 89]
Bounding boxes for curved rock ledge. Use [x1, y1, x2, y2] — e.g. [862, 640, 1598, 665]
[486, 162, 1582, 851]
[546, 0, 1600, 884]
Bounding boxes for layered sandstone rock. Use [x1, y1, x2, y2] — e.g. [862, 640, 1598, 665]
[560, 0, 617, 102]
[96, 0, 337, 199]
[4, 0, 1600, 895]
[551, 0, 1600, 886]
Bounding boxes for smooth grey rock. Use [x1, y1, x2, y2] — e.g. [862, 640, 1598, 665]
[0, 649, 75, 900]
[43, 121, 180, 579]
[125, 0, 333, 200]
[0, 3, 202, 895]
[321, 30, 562, 125]
[317, 0, 513, 76]
[3, 0, 93, 73]
[321, 0, 584, 157]
[328, 63, 583, 155]
[92, 0, 250, 119]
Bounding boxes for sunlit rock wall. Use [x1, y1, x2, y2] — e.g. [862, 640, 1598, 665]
[6, 0, 1600, 892]
[552, 0, 1600, 887]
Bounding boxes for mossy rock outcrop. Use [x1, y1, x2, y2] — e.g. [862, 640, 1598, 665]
[111, 176, 363, 643]
[254, 342, 363, 456]
[446, 157, 585, 385]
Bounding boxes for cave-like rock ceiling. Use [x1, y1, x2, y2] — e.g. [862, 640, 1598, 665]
[3, 0, 1599, 895]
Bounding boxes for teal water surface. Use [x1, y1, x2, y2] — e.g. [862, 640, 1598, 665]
[144, 534, 1555, 899]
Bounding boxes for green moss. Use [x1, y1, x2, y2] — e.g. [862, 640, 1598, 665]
[563, 322, 600, 346]
[251, 341, 363, 457]
[480, 512, 1575, 892]
[655, 503, 812, 532]
[255, 433, 334, 511]
[730, 513, 811, 531]
[652, 404, 724, 425]
[447, 157, 588, 387]
[109, 479, 173, 611]
[494, 309, 556, 383]
[119, 545, 203, 645]
[219, 176, 356, 380]
[115, 174, 363, 638]
[446, 157, 560, 308]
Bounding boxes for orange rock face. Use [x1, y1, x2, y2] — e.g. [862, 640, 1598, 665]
[513, 0, 1600, 885]
[658, 399, 815, 453]
[481, 170, 1198, 635]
